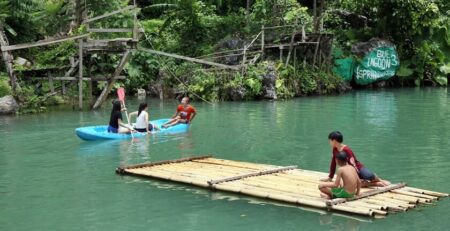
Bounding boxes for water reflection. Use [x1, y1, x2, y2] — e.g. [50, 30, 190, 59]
[319, 213, 364, 230]
[131, 178, 373, 224]
[356, 90, 397, 129]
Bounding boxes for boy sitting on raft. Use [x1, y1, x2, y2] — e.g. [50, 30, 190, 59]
[319, 151, 360, 199]
[321, 131, 390, 187]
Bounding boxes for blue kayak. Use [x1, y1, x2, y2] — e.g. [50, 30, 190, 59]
[75, 118, 189, 141]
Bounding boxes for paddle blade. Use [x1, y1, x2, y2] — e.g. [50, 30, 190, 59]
[117, 87, 125, 101]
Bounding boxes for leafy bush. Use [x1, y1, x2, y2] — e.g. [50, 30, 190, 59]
[44, 95, 65, 106]
[327, 0, 450, 86]
[0, 74, 11, 97]
[14, 86, 46, 114]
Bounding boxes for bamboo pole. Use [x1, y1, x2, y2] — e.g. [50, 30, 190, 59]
[358, 196, 406, 208]
[346, 201, 386, 210]
[116, 156, 212, 173]
[403, 187, 449, 197]
[175, 160, 261, 172]
[125, 168, 209, 188]
[238, 179, 320, 197]
[392, 189, 439, 200]
[369, 196, 415, 208]
[159, 165, 255, 181]
[201, 158, 276, 168]
[166, 163, 263, 178]
[344, 202, 387, 215]
[331, 204, 374, 217]
[214, 183, 329, 209]
[223, 182, 328, 207]
[327, 183, 406, 206]
[192, 159, 271, 170]
[166, 162, 261, 178]
[273, 172, 325, 183]
[236, 179, 321, 198]
[1, 34, 90, 52]
[218, 176, 321, 198]
[240, 172, 320, 188]
[382, 192, 423, 203]
[208, 166, 297, 186]
[361, 198, 408, 211]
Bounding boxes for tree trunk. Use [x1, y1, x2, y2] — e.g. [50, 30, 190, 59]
[246, 0, 250, 26]
[68, 0, 84, 33]
[314, 0, 326, 32]
[0, 26, 20, 93]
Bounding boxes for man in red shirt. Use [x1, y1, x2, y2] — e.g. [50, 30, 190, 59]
[162, 96, 197, 128]
[320, 131, 390, 187]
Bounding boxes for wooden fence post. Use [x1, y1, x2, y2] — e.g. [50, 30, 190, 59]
[261, 25, 265, 60]
[78, 39, 83, 110]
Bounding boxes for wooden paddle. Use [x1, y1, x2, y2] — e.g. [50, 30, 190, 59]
[117, 87, 135, 139]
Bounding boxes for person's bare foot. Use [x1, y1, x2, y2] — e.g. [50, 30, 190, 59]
[320, 193, 330, 199]
[378, 180, 391, 186]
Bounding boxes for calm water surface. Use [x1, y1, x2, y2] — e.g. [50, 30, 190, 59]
[0, 88, 449, 230]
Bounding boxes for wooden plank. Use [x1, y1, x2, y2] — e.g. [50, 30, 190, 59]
[116, 155, 213, 174]
[92, 49, 132, 109]
[87, 58, 93, 104]
[195, 48, 246, 59]
[138, 47, 240, 70]
[48, 72, 54, 93]
[0, 27, 20, 92]
[264, 25, 296, 30]
[208, 166, 297, 186]
[261, 26, 265, 59]
[78, 40, 83, 110]
[285, 18, 298, 66]
[31, 76, 126, 81]
[82, 5, 135, 24]
[327, 183, 407, 206]
[264, 42, 319, 49]
[1, 34, 90, 51]
[64, 60, 79, 77]
[87, 28, 133, 33]
[312, 35, 321, 67]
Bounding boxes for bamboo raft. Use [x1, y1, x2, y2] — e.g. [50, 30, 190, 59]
[116, 156, 449, 217]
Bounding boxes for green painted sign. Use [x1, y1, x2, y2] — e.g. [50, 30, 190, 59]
[354, 46, 400, 85]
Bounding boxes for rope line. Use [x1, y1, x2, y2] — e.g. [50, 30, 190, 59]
[136, 20, 215, 105]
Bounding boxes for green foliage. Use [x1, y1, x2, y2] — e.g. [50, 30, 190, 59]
[124, 51, 160, 93]
[185, 69, 220, 102]
[14, 86, 46, 114]
[0, 0, 9, 24]
[244, 63, 265, 97]
[276, 63, 346, 98]
[0, 74, 12, 97]
[440, 63, 450, 75]
[44, 95, 65, 106]
[328, 0, 450, 86]
[33, 41, 77, 69]
[251, 0, 311, 27]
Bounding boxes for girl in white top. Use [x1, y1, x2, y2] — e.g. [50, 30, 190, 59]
[128, 103, 157, 133]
